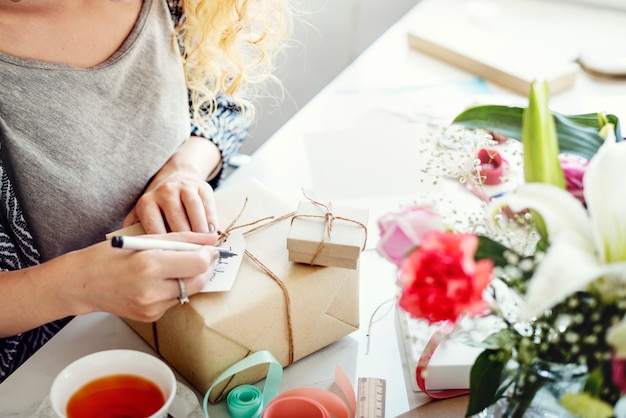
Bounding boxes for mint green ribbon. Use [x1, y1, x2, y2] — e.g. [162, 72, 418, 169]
[202, 350, 283, 418]
[226, 385, 263, 418]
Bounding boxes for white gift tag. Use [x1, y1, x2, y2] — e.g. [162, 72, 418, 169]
[201, 233, 245, 292]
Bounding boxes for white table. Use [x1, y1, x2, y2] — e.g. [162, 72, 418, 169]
[2, 0, 626, 416]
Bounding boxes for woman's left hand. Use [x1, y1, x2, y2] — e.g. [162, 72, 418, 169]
[122, 175, 218, 234]
[121, 135, 222, 234]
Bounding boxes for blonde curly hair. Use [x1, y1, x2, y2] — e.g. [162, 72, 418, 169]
[175, 0, 292, 126]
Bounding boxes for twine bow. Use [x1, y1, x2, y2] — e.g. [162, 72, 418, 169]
[290, 191, 368, 266]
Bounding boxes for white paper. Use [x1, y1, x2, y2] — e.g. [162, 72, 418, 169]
[201, 233, 246, 292]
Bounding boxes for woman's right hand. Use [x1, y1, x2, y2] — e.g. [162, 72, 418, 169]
[0, 231, 219, 338]
[63, 232, 219, 322]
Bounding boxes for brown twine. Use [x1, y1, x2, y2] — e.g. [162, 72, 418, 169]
[151, 198, 297, 363]
[290, 191, 368, 266]
[243, 249, 295, 365]
[158, 192, 367, 365]
[217, 197, 298, 365]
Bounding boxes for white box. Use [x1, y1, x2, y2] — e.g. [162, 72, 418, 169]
[396, 308, 485, 391]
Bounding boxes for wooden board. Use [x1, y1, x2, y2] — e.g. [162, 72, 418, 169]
[406, 0, 580, 96]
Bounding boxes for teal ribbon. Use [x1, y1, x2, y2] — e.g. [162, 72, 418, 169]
[226, 385, 263, 418]
[202, 350, 283, 418]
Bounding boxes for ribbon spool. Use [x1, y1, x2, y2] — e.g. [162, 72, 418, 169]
[263, 379, 355, 418]
[202, 350, 282, 418]
[226, 385, 264, 418]
[262, 397, 330, 418]
[201, 350, 356, 418]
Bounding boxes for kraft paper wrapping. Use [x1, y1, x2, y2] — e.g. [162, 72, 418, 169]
[122, 178, 360, 403]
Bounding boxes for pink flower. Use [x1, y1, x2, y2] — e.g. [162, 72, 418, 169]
[376, 205, 444, 265]
[559, 153, 589, 205]
[397, 231, 493, 323]
[613, 357, 626, 394]
[477, 148, 506, 186]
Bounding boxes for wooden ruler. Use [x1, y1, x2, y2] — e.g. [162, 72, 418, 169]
[356, 377, 386, 418]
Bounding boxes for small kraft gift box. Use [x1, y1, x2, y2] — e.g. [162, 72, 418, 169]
[287, 199, 369, 269]
[118, 178, 360, 403]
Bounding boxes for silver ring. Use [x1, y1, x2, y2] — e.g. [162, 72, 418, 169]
[177, 278, 190, 304]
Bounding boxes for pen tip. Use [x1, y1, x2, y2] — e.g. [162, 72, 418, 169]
[111, 236, 123, 248]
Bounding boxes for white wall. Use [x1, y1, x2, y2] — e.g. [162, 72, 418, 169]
[241, 0, 421, 155]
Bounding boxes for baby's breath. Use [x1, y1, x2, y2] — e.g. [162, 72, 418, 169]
[412, 120, 624, 415]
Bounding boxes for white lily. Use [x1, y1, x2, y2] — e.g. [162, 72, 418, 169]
[490, 133, 626, 320]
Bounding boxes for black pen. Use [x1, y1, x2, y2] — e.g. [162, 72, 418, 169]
[111, 235, 238, 258]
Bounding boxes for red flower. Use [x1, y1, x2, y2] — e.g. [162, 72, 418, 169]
[397, 231, 493, 323]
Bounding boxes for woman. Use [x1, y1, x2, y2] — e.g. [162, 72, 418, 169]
[0, 0, 291, 380]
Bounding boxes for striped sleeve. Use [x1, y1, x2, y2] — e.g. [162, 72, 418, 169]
[166, 0, 252, 187]
[190, 95, 252, 188]
[0, 145, 72, 382]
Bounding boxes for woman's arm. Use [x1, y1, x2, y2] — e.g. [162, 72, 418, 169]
[0, 232, 218, 337]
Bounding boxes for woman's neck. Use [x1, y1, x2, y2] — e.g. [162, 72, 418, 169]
[0, 0, 142, 68]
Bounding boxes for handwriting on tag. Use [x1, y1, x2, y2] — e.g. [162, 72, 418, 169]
[201, 233, 245, 292]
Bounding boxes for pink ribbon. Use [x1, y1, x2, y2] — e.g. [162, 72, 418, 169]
[415, 321, 470, 400]
[262, 365, 357, 418]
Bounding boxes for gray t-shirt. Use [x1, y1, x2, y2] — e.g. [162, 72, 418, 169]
[0, 0, 189, 261]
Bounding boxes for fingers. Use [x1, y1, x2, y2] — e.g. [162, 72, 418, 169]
[136, 199, 169, 234]
[148, 246, 218, 280]
[108, 244, 218, 321]
[133, 180, 218, 234]
[158, 231, 220, 246]
[64, 238, 220, 324]
[120, 208, 140, 230]
[171, 274, 211, 304]
[175, 278, 190, 304]
[197, 186, 218, 231]
[176, 187, 212, 232]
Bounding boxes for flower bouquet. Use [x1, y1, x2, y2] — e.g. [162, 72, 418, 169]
[377, 80, 626, 418]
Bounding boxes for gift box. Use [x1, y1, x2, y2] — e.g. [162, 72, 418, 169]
[397, 308, 495, 392]
[286, 200, 369, 269]
[119, 179, 360, 403]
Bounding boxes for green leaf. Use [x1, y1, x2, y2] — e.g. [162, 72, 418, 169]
[481, 328, 519, 352]
[466, 349, 509, 417]
[559, 112, 623, 142]
[453, 105, 524, 140]
[552, 113, 605, 159]
[607, 113, 623, 139]
[481, 328, 519, 351]
[452, 106, 622, 160]
[583, 367, 605, 397]
[475, 235, 511, 267]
